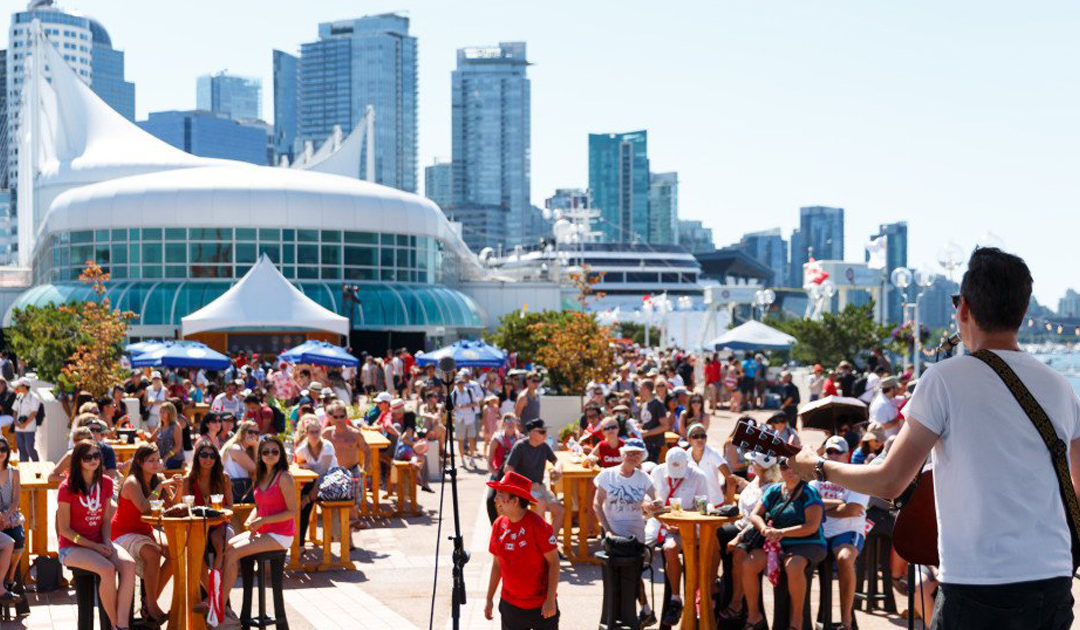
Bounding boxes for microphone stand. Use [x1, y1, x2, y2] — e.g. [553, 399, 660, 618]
[433, 370, 468, 630]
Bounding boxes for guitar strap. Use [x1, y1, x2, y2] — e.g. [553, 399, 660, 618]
[971, 349, 1080, 571]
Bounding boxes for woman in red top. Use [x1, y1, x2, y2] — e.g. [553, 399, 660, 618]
[588, 418, 625, 468]
[219, 436, 297, 627]
[57, 440, 134, 630]
[182, 438, 233, 570]
[113, 444, 180, 623]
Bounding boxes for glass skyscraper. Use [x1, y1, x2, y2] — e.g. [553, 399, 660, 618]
[424, 159, 452, 210]
[272, 50, 298, 163]
[197, 71, 262, 122]
[648, 172, 678, 245]
[589, 130, 649, 243]
[298, 13, 417, 192]
[790, 206, 844, 286]
[871, 221, 908, 324]
[450, 42, 531, 250]
[739, 228, 788, 287]
[138, 111, 270, 165]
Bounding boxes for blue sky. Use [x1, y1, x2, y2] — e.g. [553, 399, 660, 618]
[7, 1, 1079, 305]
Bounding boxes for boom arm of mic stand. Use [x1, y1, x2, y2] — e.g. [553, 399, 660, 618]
[439, 377, 469, 629]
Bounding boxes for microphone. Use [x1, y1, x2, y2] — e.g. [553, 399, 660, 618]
[937, 332, 961, 353]
[437, 356, 457, 383]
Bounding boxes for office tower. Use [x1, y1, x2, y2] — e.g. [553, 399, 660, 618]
[677, 220, 715, 254]
[789, 229, 803, 287]
[919, 276, 960, 331]
[197, 71, 262, 121]
[424, 159, 452, 210]
[545, 188, 589, 212]
[449, 42, 531, 250]
[588, 130, 649, 243]
[1059, 289, 1080, 318]
[7, 1, 135, 187]
[298, 13, 417, 192]
[739, 228, 788, 287]
[272, 50, 298, 163]
[648, 172, 678, 245]
[0, 49, 6, 190]
[870, 221, 908, 323]
[138, 111, 270, 165]
[789, 206, 843, 285]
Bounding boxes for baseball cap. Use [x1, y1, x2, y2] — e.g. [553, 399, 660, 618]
[665, 447, 690, 479]
[390, 398, 405, 409]
[824, 435, 849, 454]
[150, 371, 162, 379]
[374, 392, 392, 403]
[879, 376, 899, 391]
[308, 381, 324, 392]
[524, 418, 546, 433]
[620, 438, 647, 455]
[672, 386, 688, 396]
[861, 423, 885, 443]
[745, 451, 779, 469]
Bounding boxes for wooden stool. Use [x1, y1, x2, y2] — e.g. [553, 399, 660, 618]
[232, 503, 256, 532]
[239, 550, 288, 629]
[390, 461, 419, 516]
[317, 500, 355, 570]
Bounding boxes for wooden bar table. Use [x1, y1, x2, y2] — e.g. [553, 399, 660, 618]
[552, 451, 601, 563]
[657, 511, 737, 630]
[142, 509, 230, 630]
[15, 461, 57, 583]
[660, 431, 682, 461]
[288, 465, 319, 569]
[359, 428, 391, 516]
[185, 403, 210, 427]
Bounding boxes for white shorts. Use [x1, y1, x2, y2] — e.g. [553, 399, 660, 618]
[530, 482, 558, 505]
[0, 415, 12, 428]
[114, 533, 158, 577]
[264, 533, 293, 549]
[458, 422, 477, 440]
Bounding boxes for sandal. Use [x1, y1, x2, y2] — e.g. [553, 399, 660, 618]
[742, 620, 767, 630]
[718, 604, 745, 620]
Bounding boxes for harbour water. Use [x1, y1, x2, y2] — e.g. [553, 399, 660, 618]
[1034, 352, 1080, 397]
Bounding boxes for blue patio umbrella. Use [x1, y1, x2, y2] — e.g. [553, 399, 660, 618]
[130, 341, 232, 370]
[124, 339, 167, 355]
[279, 340, 359, 368]
[415, 340, 507, 369]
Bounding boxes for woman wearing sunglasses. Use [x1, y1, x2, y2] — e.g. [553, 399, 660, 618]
[294, 414, 337, 543]
[221, 421, 260, 503]
[57, 440, 136, 630]
[219, 436, 297, 628]
[183, 438, 233, 570]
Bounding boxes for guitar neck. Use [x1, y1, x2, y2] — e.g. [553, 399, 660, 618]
[733, 420, 802, 460]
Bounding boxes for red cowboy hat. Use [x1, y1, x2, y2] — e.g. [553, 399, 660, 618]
[486, 471, 536, 503]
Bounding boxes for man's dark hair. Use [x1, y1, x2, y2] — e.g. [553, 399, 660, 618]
[244, 394, 260, 405]
[960, 247, 1032, 333]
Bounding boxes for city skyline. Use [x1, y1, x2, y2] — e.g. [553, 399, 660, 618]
[2, 1, 1077, 304]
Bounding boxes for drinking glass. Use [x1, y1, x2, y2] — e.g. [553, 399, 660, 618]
[670, 497, 682, 513]
[210, 494, 223, 510]
[149, 499, 164, 515]
[182, 495, 195, 512]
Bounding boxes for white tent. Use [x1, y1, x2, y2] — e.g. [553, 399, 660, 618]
[181, 255, 349, 337]
[707, 320, 796, 351]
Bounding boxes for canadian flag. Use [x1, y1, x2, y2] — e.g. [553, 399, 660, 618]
[804, 257, 830, 286]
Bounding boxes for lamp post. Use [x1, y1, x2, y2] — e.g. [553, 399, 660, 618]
[891, 267, 937, 376]
[677, 295, 693, 349]
[754, 289, 776, 322]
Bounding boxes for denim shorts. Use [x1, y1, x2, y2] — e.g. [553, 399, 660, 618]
[827, 531, 865, 554]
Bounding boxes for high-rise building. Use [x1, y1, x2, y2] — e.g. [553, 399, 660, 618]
[0, 49, 7, 191]
[789, 206, 843, 286]
[449, 42, 531, 250]
[648, 172, 678, 245]
[789, 229, 803, 287]
[6, 1, 135, 188]
[589, 130, 649, 243]
[424, 159, 452, 210]
[545, 188, 589, 212]
[0, 190, 12, 264]
[870, 221, 908, 324]
[1059, 289, 1080, 318]
[678, 219, 715, 254]
[298, 13, 417, 192]
[272, 50, 298, 164]
[196, 71, 262, 122]
[739, 228, 788, 287]
[919, 275, 959, 332]
[138, 110, 270, 165]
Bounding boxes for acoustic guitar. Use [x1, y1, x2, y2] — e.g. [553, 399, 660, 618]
[732, 419, 938, 566]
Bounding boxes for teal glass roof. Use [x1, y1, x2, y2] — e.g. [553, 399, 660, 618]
[6, 281, 484, 330]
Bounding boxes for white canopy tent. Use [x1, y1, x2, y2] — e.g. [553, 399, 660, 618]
[707, 319, 796, 351]
[181, 255, 349, 337]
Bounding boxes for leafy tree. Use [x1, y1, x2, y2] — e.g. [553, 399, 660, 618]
[531, 312, 616, 395]
[6, 304, 82, 386]
[768, 302, 891, 367]
[61, 262, 134, 397]
[615, 321, 650, 347]
[487, 310, 569, 366]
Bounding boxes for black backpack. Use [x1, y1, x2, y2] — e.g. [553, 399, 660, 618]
[851, 376, 868, 399]
[270, 405, 286, 434]
[35, 402, 45, 426]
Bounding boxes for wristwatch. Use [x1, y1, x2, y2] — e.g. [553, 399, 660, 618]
[814, 457, 827, 482]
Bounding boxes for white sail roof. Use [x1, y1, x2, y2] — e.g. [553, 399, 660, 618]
[181, 255, 349, 336]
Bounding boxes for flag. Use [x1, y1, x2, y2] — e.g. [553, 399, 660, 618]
[803, 257, 830, 287]
[866, 236, 887, 270]
[207, 568, 224, 626]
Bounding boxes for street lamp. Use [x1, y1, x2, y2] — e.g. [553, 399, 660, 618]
[754, 289, 776, 321]
[890, 267, 937, 376]
[677, 295, 693, 349]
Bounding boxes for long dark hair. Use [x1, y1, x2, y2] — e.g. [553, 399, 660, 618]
[255, 435, 288, 486]
[199, 412, 221, 437]
[186, 437, 226, 495]
[69, 439, 103, 496]
[0, 437, 10, 470]
[129, 444, 162, 497]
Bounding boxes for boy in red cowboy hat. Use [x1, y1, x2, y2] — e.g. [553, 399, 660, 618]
[484, 471, 560, 629]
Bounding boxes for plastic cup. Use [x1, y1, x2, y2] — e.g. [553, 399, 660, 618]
[182, 495, 195, 509]
[149, 499, 164, 515]
[670, 497, 682, 513]
[210, 494, 223, 510]
[696, 495, 708, 514]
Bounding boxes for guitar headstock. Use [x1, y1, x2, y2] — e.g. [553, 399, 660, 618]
[733, 419, 801, 460]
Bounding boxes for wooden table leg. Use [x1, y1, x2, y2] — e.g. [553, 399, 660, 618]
[576, 479, 589, 561]
[17, 489, 30, 583]
[679, 522, 699, 630]
[560, 478, 573, 560]
[32, 489, 48, 558]
[698, 524, 718, 630]
[321, 505, 332, 570]
[289, 484, 305, 569]
[339, 506, 352, 569]
[187, 523, 209, 630]
[167, 523, 189, 630]
[370, 447, 384, 516]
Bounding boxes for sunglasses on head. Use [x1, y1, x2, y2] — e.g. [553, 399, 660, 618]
[82, 452, 102, 462]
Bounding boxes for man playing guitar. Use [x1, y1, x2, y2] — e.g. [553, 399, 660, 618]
[790, 247, 1080, 629]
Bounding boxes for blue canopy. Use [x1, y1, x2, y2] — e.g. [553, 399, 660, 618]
[415, 340, 507, 369]
[131, 341, 232, 370]
[279, 340, 359, 368]
[125, 339, 168, 355]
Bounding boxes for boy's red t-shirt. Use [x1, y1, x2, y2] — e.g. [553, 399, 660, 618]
[489, 509, 558, 609]
[594, 439, 625, 468]
[58, 475, 113, 549]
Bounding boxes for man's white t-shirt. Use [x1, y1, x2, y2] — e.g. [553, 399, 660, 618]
[211, 393, 243, 417]
[689, 445, 727, 505]
[811, 480, 869, 539]
[905, 349, 1080, 585]
[13, 392, 40, 433]
[451, 385, 480, 427]
[594, 467, 653, 541]
[650, 464, 709, 508]
[858, 372, 880, 404]
[869, 393, 899, 437]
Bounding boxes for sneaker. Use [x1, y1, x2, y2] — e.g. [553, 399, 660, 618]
[661, 599, 683, 626]
[638, 608, 657, 627]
